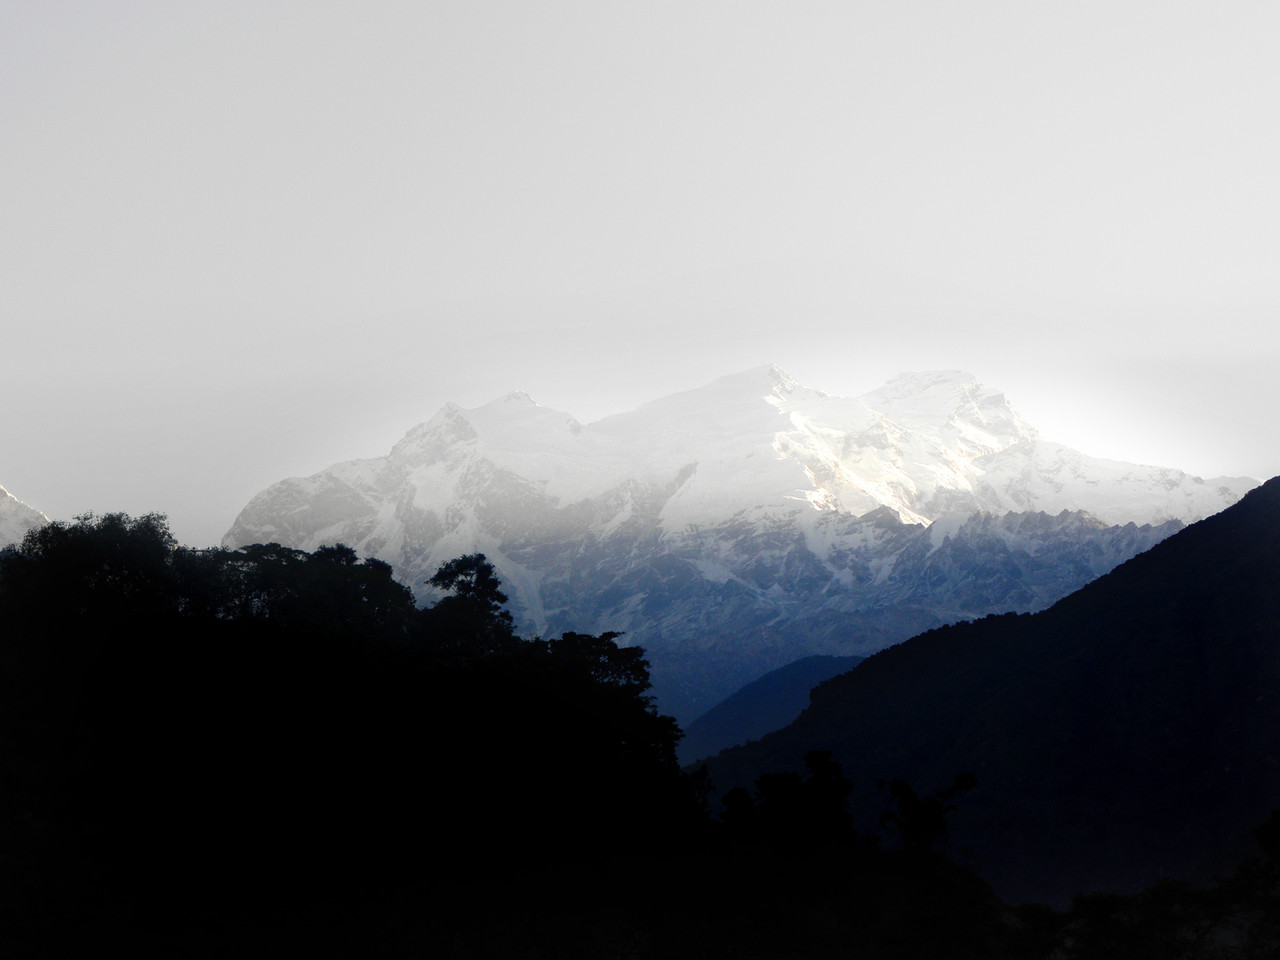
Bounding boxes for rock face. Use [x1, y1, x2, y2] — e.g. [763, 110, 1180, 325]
[0, 486, 48, 548]
[224, 366, 1253, 720]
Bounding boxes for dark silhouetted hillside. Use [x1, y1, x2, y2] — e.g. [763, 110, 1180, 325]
[704, 476, 1280, 905]
[681, 654, 865, 763]
[0, 516, 697, 954]
[11, 506, 1280, 955]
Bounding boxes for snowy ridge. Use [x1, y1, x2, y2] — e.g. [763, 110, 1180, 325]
[228, 364, 1251, 550]
[0, 485, 49, 548]
[224, 366, 1254, 718]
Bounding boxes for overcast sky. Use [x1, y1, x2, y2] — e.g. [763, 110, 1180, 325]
[4, 1, 1278, 547]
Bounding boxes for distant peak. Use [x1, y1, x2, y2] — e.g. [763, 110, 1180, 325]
[858, 369, 1037, 445]
[457, 390, 541, 415]
[0, 485, 45, 514]
[0, 484, 51, 538]
[711, 363, 801, 394]
[472, 390, 584, 431]
[876, 369, 980, 398]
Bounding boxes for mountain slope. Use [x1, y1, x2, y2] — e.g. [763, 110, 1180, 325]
[0, 485, 48, 547]
[703, 476, 1280, 905]
[224, 366, 1252, 718]
[680, 654, 866, 763]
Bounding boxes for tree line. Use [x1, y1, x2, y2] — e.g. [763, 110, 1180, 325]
[2, 512, 1278, 957]
[0, 513, 701, 953]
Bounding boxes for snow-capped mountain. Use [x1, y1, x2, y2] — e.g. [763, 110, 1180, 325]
[225, 366, 1254, 719]
[0, 485, 48, 548]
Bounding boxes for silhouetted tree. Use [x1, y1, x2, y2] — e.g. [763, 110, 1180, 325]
[802, 749, 855, 837]
[2, 511, 179, 621]
[550, 630, 651, 693]
[721, 750, 856, 852]
[419, 553, 517, 655]
[720, 785, 757, 834]
[879, 773, 976, 854]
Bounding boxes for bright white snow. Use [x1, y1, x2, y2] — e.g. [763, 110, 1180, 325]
[0, 485, 49, 548]
[223, 363, 1256, 615]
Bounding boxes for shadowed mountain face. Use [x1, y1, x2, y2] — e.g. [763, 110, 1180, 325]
[224, 366, 1247, 720]
[680, 654, 866, 763]
[703, 476, 1280, 906]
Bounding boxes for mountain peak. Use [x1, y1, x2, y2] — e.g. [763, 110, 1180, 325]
[875, 369, 980, 399]
[702, 363, 802, 399]
[234, 364, 1255, 566]
[763, 362, 796, 384]
[224, 368, 1259, 722]
[494, 390, 536, 406]
[860, 369, 1037, 447]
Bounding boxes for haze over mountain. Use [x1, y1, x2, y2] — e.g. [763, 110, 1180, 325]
[0, 486, 47, 548]
[225, 367, 1249, 719]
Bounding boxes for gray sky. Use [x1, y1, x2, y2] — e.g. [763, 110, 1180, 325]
[4, 1, 1278, 547]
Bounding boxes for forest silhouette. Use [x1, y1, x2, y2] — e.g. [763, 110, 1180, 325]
[2, 512, 1279, 957]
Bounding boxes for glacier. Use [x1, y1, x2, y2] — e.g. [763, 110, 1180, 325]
[224, 365, 1255, 720]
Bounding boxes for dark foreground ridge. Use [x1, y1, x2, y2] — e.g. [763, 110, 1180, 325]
[3, 504, 1280, 956]
[706, 476, 1280, 906]
[680, 653, 866, 763]
[0, 520, 696, 955]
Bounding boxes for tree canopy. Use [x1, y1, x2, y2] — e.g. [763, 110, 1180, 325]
[0, 514, 698, 952]
[6, 511, 1279, 957]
